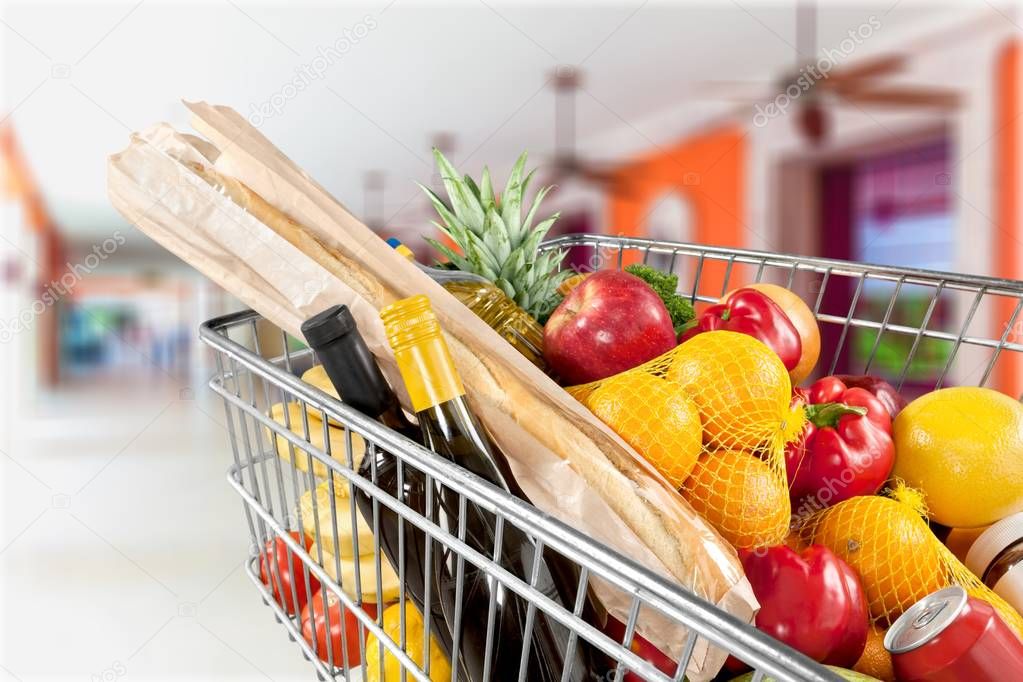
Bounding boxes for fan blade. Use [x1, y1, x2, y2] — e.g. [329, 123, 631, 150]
[836, 87, 960, 109]
[822, 53, 906, 86]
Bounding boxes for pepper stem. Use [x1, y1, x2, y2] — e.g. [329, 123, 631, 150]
[804, 402, 868, 428]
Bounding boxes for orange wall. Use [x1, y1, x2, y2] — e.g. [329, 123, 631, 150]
[607, 124, 747, 296]
[995, 39, 1022, 397]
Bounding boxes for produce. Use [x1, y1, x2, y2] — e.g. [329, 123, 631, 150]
[853, 625, 895, 681]
[365, 601, 452, 682]
[726, 282, 821, 385]
[804, 488, 947, 623]
[302, 364, 340, 400]
[786, 377, 895, 512]
[624, 264, 695, 332]
[544, 269, 677, 384]
[833, 375, 906, 420]
[309, 541, 401, 604]
[585, 373, 702, 488]
[729, 666, 882, 681]
[301, 589, 376, 667]
[739, 544, 868, 667]
[267, 402, 366, 480]
[420, 149, 571, 319]
[683, 450, 790, 549]
[603, 615, 677, 681]
[682, 287, 802, 373]
[259, 532, 319, 616]
[299, 482, 375, 558]
[893, 386, 1023, 528]
[666, 330, 803, 451]
[557, 272, 590, 296]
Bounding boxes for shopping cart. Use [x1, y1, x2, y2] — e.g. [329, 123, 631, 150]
[199, 235, 1023, 682]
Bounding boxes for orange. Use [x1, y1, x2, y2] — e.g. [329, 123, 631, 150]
[853, 625, 895, 682]
[667, 330, 801, 451]
[808, 493, 947, 623]
[682, 450, 790, 549]
[586, 373, 703, 487]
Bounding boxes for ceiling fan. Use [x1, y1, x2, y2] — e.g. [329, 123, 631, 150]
[695, 1, 961, 145]
[540, 66, 633, 195]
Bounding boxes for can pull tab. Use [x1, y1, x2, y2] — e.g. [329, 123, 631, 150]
[913, 601, 949, 630]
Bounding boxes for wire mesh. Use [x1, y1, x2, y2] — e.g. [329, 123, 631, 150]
[199, 235, 1023, 682]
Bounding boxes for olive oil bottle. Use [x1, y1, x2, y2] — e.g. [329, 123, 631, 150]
[300, 306, 454, 666]
[387, 238, 546, 370]
[380, 295, 599, 682]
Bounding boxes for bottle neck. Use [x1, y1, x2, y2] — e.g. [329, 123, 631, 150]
[393, 333, 466, 414]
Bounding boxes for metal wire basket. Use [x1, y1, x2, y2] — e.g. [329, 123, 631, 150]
[199, 235, 1023, 682]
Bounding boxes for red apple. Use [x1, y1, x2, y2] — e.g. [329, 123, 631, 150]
[603, 615, 679, 681]
[544, 270, 676, 384]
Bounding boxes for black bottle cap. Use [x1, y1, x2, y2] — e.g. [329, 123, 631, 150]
[301, 305, 356, 349]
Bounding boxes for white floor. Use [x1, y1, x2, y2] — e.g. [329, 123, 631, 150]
[0, 377, 315, 681]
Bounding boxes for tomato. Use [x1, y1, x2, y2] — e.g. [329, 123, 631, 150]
[259, 531, 319, 616]
[301, 588, 377, 667]
[603, 615, 678, 681]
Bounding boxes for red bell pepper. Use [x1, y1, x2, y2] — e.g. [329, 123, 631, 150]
[679, 288, 802, 371]
[786, 376, 895, 513]
[740, 544, 869, 667]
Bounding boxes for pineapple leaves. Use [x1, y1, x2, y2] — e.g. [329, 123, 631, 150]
[423, 148, 565, 318]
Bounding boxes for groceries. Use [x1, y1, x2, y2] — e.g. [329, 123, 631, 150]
[381, 294, 604, 682]
[419, 149, 571, 319]
[801, 484, 1023, 637]
[387, 238, 546, 369]
[307, 541, 400, 603]
[585, 372, 702, 488]
[602, 615, 679, 681]
[854, 625, 896, 681]
[884, 586, 1023, 681]
[892, 386, 1023, 528]
[680, 287, 803, 373]
[365, 601, 452, 682]
[266, 402, 366, 480]
[729, 667, 882, 681]
[301, 590, 376, 667]
[786, 376, 896, 512]
[832, 375, 907, 420]
[740, 544, 869, 667]
[298, 483, 374, 558]
[112, 113, 756, 678]
[965, 513, 1023, 616]
[623, 264, 695, 332]
[726, 282, 821, 385]
[544, 269, 677, 384]
[259, 532, 319, 616]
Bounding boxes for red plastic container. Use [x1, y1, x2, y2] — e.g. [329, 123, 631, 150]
[884, 585, 1023, 681]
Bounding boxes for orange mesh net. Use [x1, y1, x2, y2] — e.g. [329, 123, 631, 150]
[569, 330, 806, 550]
[799, 482, 1023, 637]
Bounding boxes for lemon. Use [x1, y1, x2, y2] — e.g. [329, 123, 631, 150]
[365, 601, 451, 682]
[586, 373, 702, 488]
[893, 387, 1023, 528]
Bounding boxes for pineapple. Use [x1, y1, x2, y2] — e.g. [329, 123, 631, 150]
[420, 149, 571, 319]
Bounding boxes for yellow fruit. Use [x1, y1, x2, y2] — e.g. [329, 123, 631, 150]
[683, 450, 790, 549]
[298, 483, 374, 558]
[366, 601, 451, 682]
[853, 625, 895, 681]
[267, 402, 365, 481]
[308, 542, 401, 604]
[586, 373, 703, 487]
[809, 493, 946, 623]
[667, 331, 801, 451]
[893, 386, 1023, 528]
[300, 365, 342, 426]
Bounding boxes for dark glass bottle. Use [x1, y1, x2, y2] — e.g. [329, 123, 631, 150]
[300, 305, 454, 663]
[379, 295, 600, 682]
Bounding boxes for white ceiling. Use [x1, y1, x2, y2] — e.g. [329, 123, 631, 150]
[1, 0, 981, 252]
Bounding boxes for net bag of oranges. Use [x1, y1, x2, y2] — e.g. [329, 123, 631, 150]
[569, 330, 806, 550]
[799, 482, 1023, 638]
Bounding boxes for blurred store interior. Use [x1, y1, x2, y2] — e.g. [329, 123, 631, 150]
[1, 1, 1021, 679]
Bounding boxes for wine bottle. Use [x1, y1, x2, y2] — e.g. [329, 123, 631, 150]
[300, 305, 455, 664]
[380, 295, 599, 682]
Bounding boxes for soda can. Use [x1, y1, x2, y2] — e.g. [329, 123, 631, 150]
[884, 585, 1023, 681]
